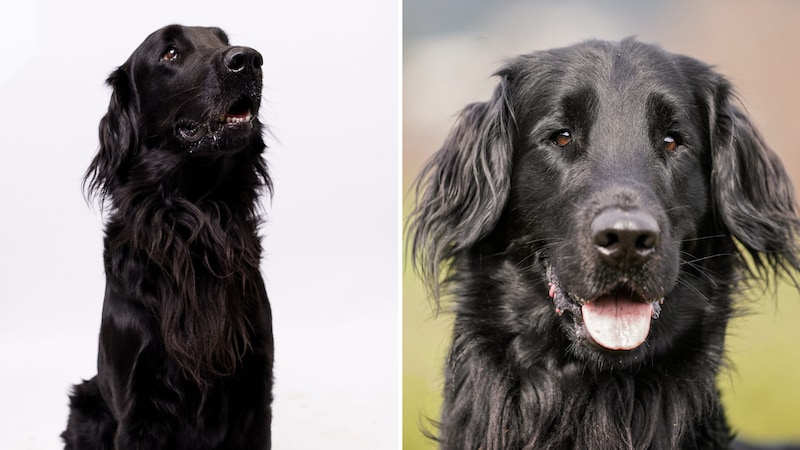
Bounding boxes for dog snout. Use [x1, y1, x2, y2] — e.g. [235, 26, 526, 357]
[223, 47, 263, 73]
[591, 208, 660, 270]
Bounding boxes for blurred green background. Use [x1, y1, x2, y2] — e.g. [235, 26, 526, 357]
[403, 0, 800, 448]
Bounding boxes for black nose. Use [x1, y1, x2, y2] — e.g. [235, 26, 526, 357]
[591, 208, 660, 270]
[223, 47, 263, 73]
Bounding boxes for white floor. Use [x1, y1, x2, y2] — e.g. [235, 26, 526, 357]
[0, 312, 397, 450]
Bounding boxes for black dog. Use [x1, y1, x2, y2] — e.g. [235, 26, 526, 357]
[409, 38, 800, 449]
[62, 25, 273, 449]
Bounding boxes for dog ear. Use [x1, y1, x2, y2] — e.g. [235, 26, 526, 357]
[408, 77, 515, 299]
[710, 80, 800, 277]
[84, 66, 140, 206]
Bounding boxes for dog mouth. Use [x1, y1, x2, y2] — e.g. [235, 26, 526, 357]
[546, 266, 663, 351]
[218, 95, 254, 124]
[175, 94, 258, 146]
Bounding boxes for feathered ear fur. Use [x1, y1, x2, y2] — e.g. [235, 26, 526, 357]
[408, 76, 515, 300]
[84, 67, 140, 205]
[710, 79, 800, 277]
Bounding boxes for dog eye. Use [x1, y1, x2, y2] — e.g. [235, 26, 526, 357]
[552, 130, 572, 147]
[162, 47, 179, 61]
[663, 135, 680, 152]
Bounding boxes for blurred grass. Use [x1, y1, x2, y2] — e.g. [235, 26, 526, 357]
[402, 265, 449, 450]
[720, 280, 800, 441]
[403, 192, 800, 448]
[402, 186, 449, 450]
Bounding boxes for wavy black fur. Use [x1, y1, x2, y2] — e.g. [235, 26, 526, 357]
[409, 39, 800, 449]
[62, 25, 273, 449]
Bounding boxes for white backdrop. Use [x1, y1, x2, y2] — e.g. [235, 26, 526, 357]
[0, 1, 399, 449]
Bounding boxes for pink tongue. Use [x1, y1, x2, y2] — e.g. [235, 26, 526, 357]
[581, 295, 653, 350]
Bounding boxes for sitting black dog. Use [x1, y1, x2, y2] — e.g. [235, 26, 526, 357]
[62, 25, 273, 449]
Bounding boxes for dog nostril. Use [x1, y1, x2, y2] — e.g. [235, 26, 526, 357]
[225, 48, 262, 73]
[636, 232, 658, 251]
[226, 51, 246, 72]
[591, 208, 660, 269]
[593, 231, 619, 249]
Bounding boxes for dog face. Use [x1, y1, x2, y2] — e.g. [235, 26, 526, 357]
[410, 38, 800, 370]
[125, 25, 264, 153]
[506, 42, 713, 359]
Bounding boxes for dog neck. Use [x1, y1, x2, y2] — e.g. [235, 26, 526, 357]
[104, 182, 265, 385]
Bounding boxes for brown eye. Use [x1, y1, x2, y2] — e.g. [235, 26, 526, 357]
[162, 47, 179, 61]
[553, 130, 572, 147]
[663, 135, 678, 152]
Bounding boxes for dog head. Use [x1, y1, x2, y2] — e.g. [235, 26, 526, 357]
[410, 38, 800, 368]
[85, 24, 267, 204]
